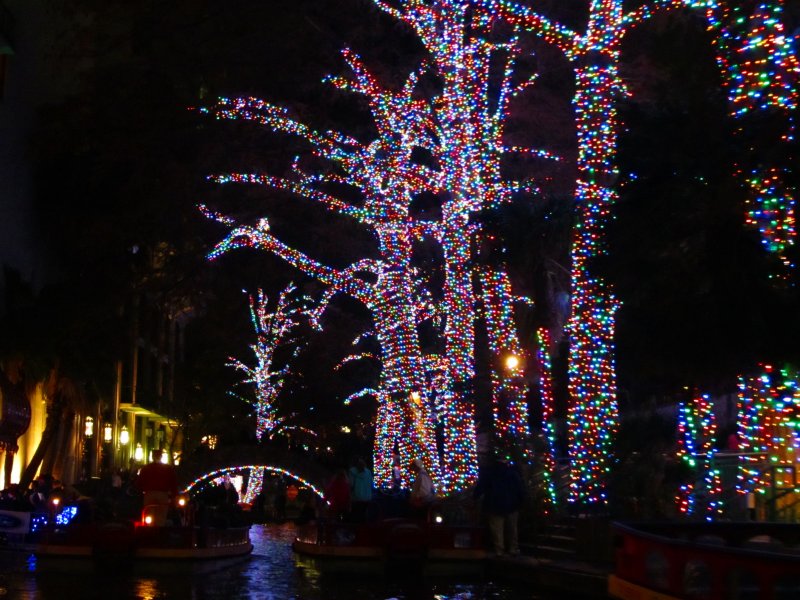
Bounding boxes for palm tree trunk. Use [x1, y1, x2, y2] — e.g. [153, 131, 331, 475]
[18, 402, 64, 491]
[51, 410, 76, 482]
[2, 451, 13, 489]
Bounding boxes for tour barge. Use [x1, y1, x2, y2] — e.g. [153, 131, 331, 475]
[609, 521, 800, 600]
[0, 507, 253, 564]
[292, 516, 486, 572]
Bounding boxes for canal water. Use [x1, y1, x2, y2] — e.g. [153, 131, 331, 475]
[0, 524, 547, 599]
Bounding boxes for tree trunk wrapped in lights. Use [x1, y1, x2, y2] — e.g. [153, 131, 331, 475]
[478, 267, 531, 447]
[676, 393, 722, 519]
[374, 1, 549, 481]
[495, 0, 797, 505]
[496, 0, 623, 505]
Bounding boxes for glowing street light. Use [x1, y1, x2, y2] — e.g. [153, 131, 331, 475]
[84, 416, 94, 438]
[119, 426, 130, 446]
[103, 423, 113, 443]
[505, 354, 520, 371]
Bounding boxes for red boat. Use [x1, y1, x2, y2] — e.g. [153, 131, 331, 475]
[0, 503, 252, 565]
[293, 517, 486, 571]
[609, 521, 800, 600]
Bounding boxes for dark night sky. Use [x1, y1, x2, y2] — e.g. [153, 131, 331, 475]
[0, 1, 71, 288]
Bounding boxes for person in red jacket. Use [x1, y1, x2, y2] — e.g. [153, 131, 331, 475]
[324, 469, 351, 521]
[135, 449, 178, 525]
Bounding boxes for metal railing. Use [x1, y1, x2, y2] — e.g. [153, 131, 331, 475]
[527, 452, 799, 523]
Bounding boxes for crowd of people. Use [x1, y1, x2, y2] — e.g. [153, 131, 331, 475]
[0, 474, 83, 513]
[312, 449, 526, 556]
[0, 450, 185, 526]
[320, 454, 447, 523]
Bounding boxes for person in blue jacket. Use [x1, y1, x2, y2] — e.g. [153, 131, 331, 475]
[348, 458, 373, 522]
[474, 450, 525, 556]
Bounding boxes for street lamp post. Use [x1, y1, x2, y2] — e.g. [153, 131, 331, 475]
[82, 416, 94, 479]
[119, 425, 130, 466]
[101, 422, 113, 471]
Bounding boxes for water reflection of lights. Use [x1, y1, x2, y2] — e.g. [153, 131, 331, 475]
[134, 579, 160, 600]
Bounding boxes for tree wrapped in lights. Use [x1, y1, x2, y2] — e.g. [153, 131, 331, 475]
[737, 364, 800, 502]
[494, 0, 797, 505]
[204, 58, 447, 489]
[226, 284, 309, 505]
[227, 285, 309, 441]
[478, 267, 531, 447]
[535, 326, 559, 507]
[373, 0, 548, 458]
[495, 0, 625, 505]
[675, 393, 723, 520]
[205, 1, 557, 494]
[700, 1, 798, 274]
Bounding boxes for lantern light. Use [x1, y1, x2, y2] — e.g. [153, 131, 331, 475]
[103, 423, 113, 443]
[84, 416, 94, 438]
[119, 426, 130, 446]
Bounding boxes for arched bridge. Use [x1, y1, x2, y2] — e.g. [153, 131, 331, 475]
[177, 444, 333, 499]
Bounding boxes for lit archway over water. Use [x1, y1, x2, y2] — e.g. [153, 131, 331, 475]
[182, 464, 326, 503]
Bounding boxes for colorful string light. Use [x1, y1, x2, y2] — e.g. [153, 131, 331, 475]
[675, 393, 723, 520]
[737, 364, 800, 498]
[478, 267, 531, 445]
[182, 465, 325, 500]
[227, 285, 308, 441]
[535, 327, 558, 508]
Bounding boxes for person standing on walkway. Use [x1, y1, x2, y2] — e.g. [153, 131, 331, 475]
[408, 458, 435, 518]
[474, 452, 525, 556]
[324, 468, 351, 521]
[348, 458, 373, 522]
